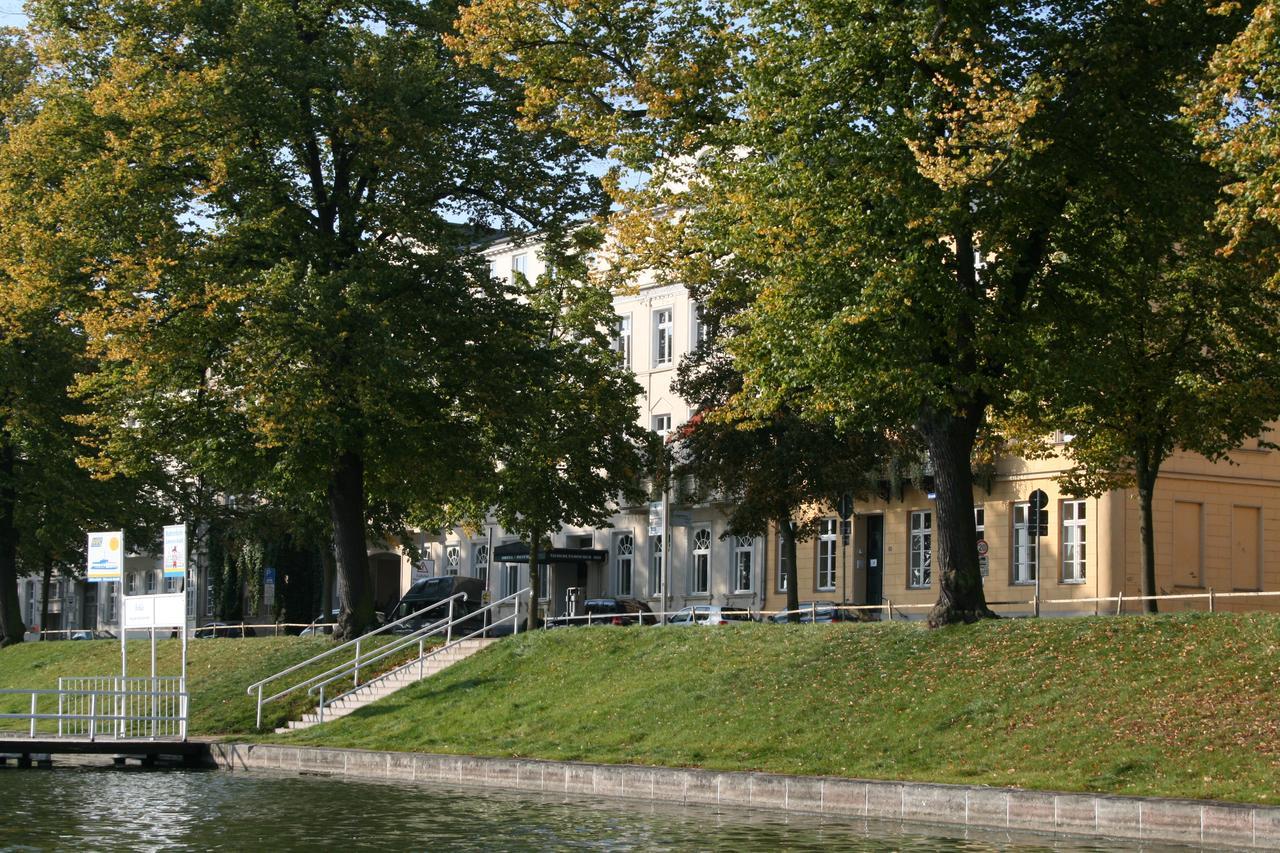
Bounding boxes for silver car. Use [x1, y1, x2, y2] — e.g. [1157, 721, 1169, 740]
[667, 605, 754, 626]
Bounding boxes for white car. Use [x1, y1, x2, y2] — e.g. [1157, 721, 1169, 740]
[667, 605, 755, 626]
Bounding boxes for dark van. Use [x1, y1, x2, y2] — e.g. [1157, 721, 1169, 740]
[390, 576, 487, 634]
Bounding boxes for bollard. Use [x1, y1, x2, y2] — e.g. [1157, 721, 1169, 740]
[1209, 587, 1215, 613]
[89, 693, 97, 742]
[29, 692, 37, 738]
[1115, 590, 1124, 616]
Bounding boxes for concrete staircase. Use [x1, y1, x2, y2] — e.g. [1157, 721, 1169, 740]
[276, 637, 498, 733]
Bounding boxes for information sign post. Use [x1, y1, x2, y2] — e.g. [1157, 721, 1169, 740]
[1028, 490, 1049, 616]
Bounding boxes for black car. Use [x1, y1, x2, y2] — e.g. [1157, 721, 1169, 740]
[390, 576, 488, 634]
[770, 602, 853, 623]
[550, 597, 658, 627]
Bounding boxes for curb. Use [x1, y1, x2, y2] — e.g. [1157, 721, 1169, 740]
[211, 743, 1276, 848]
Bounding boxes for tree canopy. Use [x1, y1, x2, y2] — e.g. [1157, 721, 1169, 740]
[454, 0, 1268, 625]
[3, 0, 606, 639]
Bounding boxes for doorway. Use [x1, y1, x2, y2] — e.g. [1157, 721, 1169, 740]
[865, 515, 884, 611]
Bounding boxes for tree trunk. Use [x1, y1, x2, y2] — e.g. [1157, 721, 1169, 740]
[920, 407, 997, 627]
[39, 555, 52, 641]
[328, 449, 373, 642]
[0, 440, 23, 646]
[777, 516, 800, 622]
[1136, 453, 1160, 615]
[320, 538, 336, 621]
[527, 536, 541, 632]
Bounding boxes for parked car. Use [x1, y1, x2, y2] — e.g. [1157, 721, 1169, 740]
[549, 597, 657, 627]
[389, 576, 487, 634]
[194, 622, 258, 639]
[667, 605, 755, 626]
[68, 630, 114, 640]
[770, 602, 854, 623]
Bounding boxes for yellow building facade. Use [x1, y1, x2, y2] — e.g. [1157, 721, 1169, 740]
[762, 434, 1280, 617]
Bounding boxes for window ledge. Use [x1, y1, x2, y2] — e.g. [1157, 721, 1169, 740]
[1059, 579, 1087, 586]
[907, 585, 931, 591]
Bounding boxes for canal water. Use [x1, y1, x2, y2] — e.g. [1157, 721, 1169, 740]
[0, 767, 1196, 851]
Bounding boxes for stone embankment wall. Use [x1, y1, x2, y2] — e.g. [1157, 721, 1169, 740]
[212, 743, 1278, 849]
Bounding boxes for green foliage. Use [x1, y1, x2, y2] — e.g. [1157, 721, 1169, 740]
[280, 613, 1280, 804]
[4, 0, 605, 638]
[453, 0, 1266, 624]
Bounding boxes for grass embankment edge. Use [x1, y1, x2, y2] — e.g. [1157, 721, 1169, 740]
[267, 612, 1280, 805]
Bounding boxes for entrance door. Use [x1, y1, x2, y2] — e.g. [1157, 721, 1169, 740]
[865, 515, 884, 610]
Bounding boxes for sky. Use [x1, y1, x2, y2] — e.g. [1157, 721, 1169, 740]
[0, 4, 26, 27]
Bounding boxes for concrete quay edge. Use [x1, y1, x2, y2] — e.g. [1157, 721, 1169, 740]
[211, 742, 1275, 849]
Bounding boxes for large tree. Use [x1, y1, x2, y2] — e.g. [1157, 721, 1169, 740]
[489, 232, 653, 631]
[454, 0, 1255, 625]
[1011, 160, 1280, 613]
[8, 0, 602, 640]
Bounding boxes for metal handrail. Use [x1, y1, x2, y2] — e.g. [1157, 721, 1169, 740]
[0, 682, 188, 741]
[310, 588, 528, 724]
[246, 592, 470, 728]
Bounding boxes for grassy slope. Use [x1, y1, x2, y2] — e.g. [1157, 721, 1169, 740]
[279, 613, 1280, 804]
[0, 636, 414, 734]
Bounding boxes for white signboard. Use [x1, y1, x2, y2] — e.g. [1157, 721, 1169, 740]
[163, 524, 187, 578]
[415, 559, 434, 578]
[123, 593, 187, 629]
[87, 530, 124, 583]
[648, 501, 665, 536]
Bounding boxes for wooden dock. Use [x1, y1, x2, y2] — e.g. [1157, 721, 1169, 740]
[0, 736, 212, 768]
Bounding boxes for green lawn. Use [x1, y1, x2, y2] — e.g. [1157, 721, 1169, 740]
[275, 613, 1280, 804]
[0, 635, 419, 735]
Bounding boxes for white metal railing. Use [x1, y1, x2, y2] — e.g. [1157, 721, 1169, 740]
[536, 588, 1280, 626]
[0, 677, 187, 741]
[308, 588, 529, 725]
[246, 592, 475, 729]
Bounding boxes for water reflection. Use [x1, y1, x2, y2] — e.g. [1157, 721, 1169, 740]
[0, 767, 1203, 852]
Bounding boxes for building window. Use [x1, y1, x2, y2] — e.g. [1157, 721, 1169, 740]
[652, 413, 671, 439]
[126, 573, 138, 596]
[511, 253, 528, 281]
[653, 307, 673, 367]
[205, 572, 214, 617]
[974, 506, 988, 578]
[733, 536, 754, 593]
[502, 561, 520, 598]
[145, 571, 156, 594]
[776, 534, 788, 592]
[108, 582, 118, 623]
[444, 545, 461, 576]
[25, 581, 35, 625]
[817, 519, 837, 591]
[691, 303, 707, 350]
[650, 535, 664, 597]
[472, 544, 489, 583]
[538, 564, 549, 601]
[1012, 502, 1038, 584]
[691, 528, 711, 594]
[612, 315, 632, 368]
[164, 576, 179, 594]
[615, 533, 633, 597]
[1061, 500, 1086, 582]
[909, 510, 932, 588]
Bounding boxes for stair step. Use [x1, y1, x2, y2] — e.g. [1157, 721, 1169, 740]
[276, 636, 499, 731]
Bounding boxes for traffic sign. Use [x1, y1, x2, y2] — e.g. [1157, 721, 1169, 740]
[836, 492, 854, 521]
[976, 539, 988, 557]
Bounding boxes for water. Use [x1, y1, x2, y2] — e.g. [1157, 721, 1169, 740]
[0, 767, 1198, 851]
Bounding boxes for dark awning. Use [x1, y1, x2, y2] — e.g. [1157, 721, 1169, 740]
[491, 542, 608, 565]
